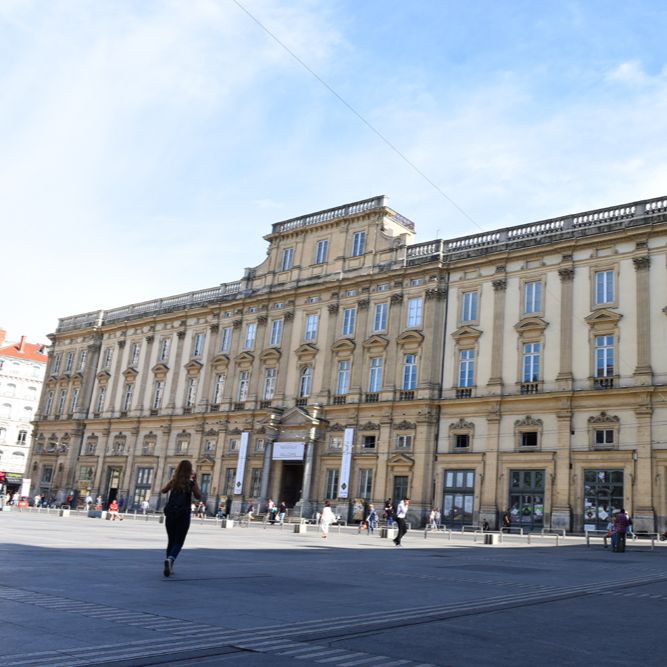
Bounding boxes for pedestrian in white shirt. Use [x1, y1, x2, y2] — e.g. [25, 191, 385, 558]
[393, 497, 410, 547]
[320, 501, 335, 539]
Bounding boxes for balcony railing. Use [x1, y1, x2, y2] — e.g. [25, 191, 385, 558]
[233, 402, 246, 411]
[209, 403, 220, 412]
[594, 377, 614, 389]
[520, 382, 540, 394]
[455, 388, 473, 399]
[296, 398, 308, 408]
[332, 395, 346, 405]
[364, 392, 379, 403]
[259, 400, 272, 409]
[398, 390, 415, 401]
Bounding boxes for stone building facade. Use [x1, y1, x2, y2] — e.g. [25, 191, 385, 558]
[26, 194, 667, 531]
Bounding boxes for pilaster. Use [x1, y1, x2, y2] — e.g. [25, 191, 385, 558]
[633, 255, 652, 380]
[487, 276, 506, 388]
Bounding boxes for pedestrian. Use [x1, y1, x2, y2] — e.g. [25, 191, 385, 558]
[85, 494, 92, 510]
[34, 494, 41, 508]
[429, 508, 438, 530]
[246, 501, 255, 521]
[141, 499, 150, 515]
[278, 501, 287, 525]
[625, 510, 634, 540]
[393, 497, 410, 547]
[614, 508, 629, 553]
[108, 499, 122, 521]
[366, 504, 378, 535]
[160, 460, 202, 577]
[95, 495, 102, 510]
[605, 517, 617, 550]
[502, 510, 511, 531]
[384, 498, 394, 526]
[320, 501, 335, 539]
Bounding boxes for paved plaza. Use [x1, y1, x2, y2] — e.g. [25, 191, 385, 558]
[1, 511, 666, 666]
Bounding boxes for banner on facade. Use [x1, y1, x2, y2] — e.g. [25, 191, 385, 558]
[233, 432, 249, 495]
[272, 442, 305, 460]
[338, 428, 354, 498]
[21, 478, 31, 498]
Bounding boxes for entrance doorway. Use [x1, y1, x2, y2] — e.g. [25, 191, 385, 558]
[508, 469, 545, 530]
[105, 467, 122, 507]
[583, 469, 623, 530]
[279, 463, 303, 507]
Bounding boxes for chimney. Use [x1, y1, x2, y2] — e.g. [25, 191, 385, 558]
[0, 328, 6, 346]
[19, 336, 27, 352]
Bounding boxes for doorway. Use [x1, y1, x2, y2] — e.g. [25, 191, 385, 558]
[279, 463, 304, 507]
[105, 467, 122, 507]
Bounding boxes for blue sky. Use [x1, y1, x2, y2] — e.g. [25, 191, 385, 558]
[1, 0, 666, 343]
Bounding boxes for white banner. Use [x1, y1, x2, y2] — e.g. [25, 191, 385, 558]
[338, 428, 354, 498]
[272, 442, 305, 460]
[233, 432, 249, 495]
[21, 478, 31, 498]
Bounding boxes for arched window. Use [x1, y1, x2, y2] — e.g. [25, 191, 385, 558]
[0, 428, 5, 443]
[0, 403, 11, 419]
[298, 366, 312, 397]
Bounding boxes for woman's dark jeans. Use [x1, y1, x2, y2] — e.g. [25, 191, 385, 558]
[165, 513, 191, 560]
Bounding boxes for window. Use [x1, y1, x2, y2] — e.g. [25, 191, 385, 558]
[368, 357, 383, 392]
[357, 469, 373, 499]
[304, 314, 318, 341]
[56, 390, 66, 415]
[461, 291, 478, 322]
[79, 465, 95, 481]
[200, 473, 211, 497]
[524, 281, 542, 314]
[325, 468, 339, 499]
[362, 435, 376, 449]
[249, 468, 262, 497]
[76, 349, 87, 372]
[341, 308, 356, 336]
[70, 388, 79, 413]
[95, 386, 105, 413]
[0, 403, 11, 419]
[52, 353, 62, 374]
[392, 475, 409, 503]
[41, 465, 53, 484]
[228, 439, 238, 452]
[595, 430, 614, 447]
[269, 319, 283, 346]
[263, 368, 276, 400]
[442, 470, 474, 527]
[351, 231, 366, 257]
[314, 239, 329, 264]
[64, 351, 74, 373]
[583, 469, 624, 530]
[212, 373, 225, 404]
[133, 467, 154, 507]
[595, 335, 614, 379]
[336, 360, 350, 395]
[121, 383, 133, 412]
[192, 333, 205, 357]
[454, 434, 470, 450]
[402, 354, 417, 390]
[176, 438, 189, 454]
[281, 247, 294, 271]
[17, 430, 28, 445]
[254, 438, 265, 453]
[237, 371, 250, 401]
[520, 432, 538, 448]
[396, 434, 413, 449]
[458, 349, 474, 387]
[102, 347, 114, 369]
[158, 339, 170, 363]
[509, 470, 545, 529]
[6, 383, 16, 397]
[406, 298, 423, 327]
[185, 378, 198, 408]
[203, 439, 216, 454]
[522, 342, 540, 382]
[129, 343, 140, 367]
[298, 366, 312, 397]
[44, 391, 54, 415]
[223, 468, 236, 495]
[151, 381, 164, 410]
[244, 323, 257, 349]
[595, 270, 614, 306]
[220, 327, 232, 353]
[373, 303, 388, 332]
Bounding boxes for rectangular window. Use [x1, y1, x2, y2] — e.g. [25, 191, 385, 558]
[95, 386, 105, 413]
[192, 333, 205, 357]
[461, 291, 478, 322]
[595, 335, 614, 377]
[249, 468, 262, 497]
[351, 231, 366, 256]
[185, 378, 197, 408]
[304, 314, 319, 341]
[595, 270, 614, 305]
[524, 281, 542, 314]
[368, 357, 383, 392]
[458, 349, 474, 387]
[595, 430, 614, 446]
[79, 465, 95, 481]
[254, 438, 265, 453]
[402, 354, 417, 390]
[396, 435, 413, 449]
[357, 469, 373, 499]
[122, 383, 134, 411]
[69, 388, 79, 413]
[263, 368, 276, 400]
[45, 390, 54, 415]
[244, 323, 257, 349]
[269, 319, 283, 346]
[521, 432, 538, 448]
[442, 469, 475, 527]
[199, 473, 211, 497]
[223, 468, 236, 495]
[314, 239, 329, 264]
[212, 374, 225, 404]
[129, 343, 140, 367]
[41, 465, 53, 484]
[522, 342, 540, 382]
[220, 327, 232, 353]
[136, 467, 153, 486]
[52, 353, 62, 374]
[64, 351, 74, 373]
[392, 475, 409, 502]
[281, 247, 294, 271]
[77, 349, 87, 373]
[56, 389, 67, 415]
[336, 360, 350, 395]
[102, 347, 114, 369]
[325, 468, 339, 499]
[455, 434, 470, 449]
[373, 303, 388, 332]
[237, 371, 250, 401]
[362, 435, 376, 449]
[159, 339, 170, 362]
[228, 439, 238, 452]
[406, 298, 423, 328]
[176, 439, 189, 454]
[341, 308, 356, 337]
[151, 381, 164, 410]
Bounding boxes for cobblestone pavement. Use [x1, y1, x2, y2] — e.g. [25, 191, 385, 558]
[1, 511, 665, 666]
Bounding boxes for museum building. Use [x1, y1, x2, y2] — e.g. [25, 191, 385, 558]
[25, 194, 667, 532]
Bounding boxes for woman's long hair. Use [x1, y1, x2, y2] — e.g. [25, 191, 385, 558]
[172, 460, 193, 493]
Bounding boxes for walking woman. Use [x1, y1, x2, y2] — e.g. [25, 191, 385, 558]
[161, 460, 202, 577]
[320, 501, 335, 539]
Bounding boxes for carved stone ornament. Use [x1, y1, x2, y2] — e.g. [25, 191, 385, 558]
[558, 267, 574, 282]
[360, 421, 380, 431]
[390, 293, 404, 304]
[449, 418, 474, 431]
[233, 319, 243, 329]
[492, 279, 507, 292]
[117, 339, 126, 349]
[329, 422, 345, 432]
[425, 287, 447, 300]
[514, 415, 543, 428]
[327, 303, 340, 314]
[588, 411, 620, 424]
[357, 299, 370, 310]
[177, 330, 186, 339]
[229, 428, 242, 435]
[209, 323, 219, 333]
[632, 256, 650, 271]
[284, 311, 295, 321]
[394, 420, 416, 430]
[257, 315, 268, 325]
[145, 334, 155, 344]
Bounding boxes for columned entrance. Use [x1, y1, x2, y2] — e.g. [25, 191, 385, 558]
[279, 462, 304, 507]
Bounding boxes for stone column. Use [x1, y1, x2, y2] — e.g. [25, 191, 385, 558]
[479, 403, 500, 528]
[136, 334, 155, 414]
[551, 407, 573, 530]
[258, 410, 283, 511]
[76, 338, 102, 419]
[197, 324, 220, 412]
[633, 256, 652, 381]
[166, 330, 186, 414]
[274, 311, 294, 402]
[556, 267, 574, 388]
[387, 294, 403, 395]
[106, 341, 126, 418]
[487, 277, 507, 389]
[633, 400, 655, 532]
[424, 287, 447, 396]
[296, 404, 322, 518]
